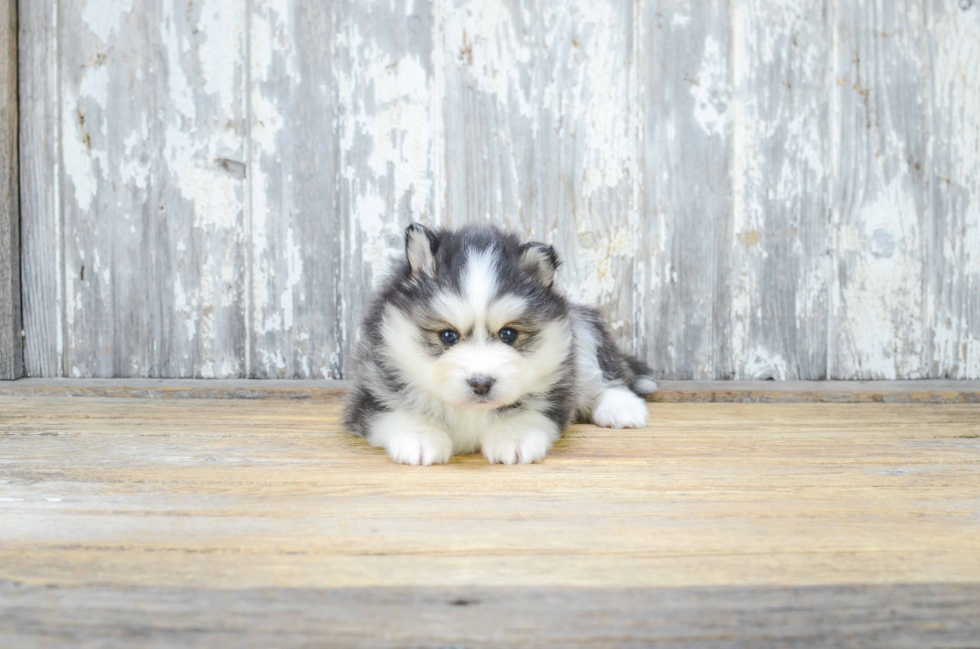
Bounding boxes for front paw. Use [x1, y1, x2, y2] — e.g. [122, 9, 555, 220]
[385, 428, 454, 466]
[592, 387, 649, 429]
[481, 428, 552, 465]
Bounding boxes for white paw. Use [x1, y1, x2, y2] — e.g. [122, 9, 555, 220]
[592, 387, 649, 429]
[481, 428, 552, 465]
[385, 429, 454, 466]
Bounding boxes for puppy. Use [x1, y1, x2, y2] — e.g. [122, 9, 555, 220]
[344, 223, 658, 465]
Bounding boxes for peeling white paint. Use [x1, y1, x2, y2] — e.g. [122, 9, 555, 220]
[569, 224, 632, 308]
[928, 3, 980, 379]
[24, 0, 980, 380]
[729, 0, 831, 379]
[690, 36, 729, 138]
[743, 347, 789, 381]
[444, 0, 534, 119]
[360, 51, 433, 220]
[62, 64, 109, 213]
[197, 0, 247, 108]
[671, 13, 691, 27]
[81, 0, 134, 44]
[838, 177, 924, 379]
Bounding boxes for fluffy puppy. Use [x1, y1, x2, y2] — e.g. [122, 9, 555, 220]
[344, 223, 657, 465]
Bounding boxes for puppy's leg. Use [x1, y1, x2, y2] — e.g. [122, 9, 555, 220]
[367, 411, 454, 466]
[591, 386, 649, 429]
[480, 410, 560, 465]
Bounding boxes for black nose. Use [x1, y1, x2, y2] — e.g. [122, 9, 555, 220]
[467, 375, 495, 396]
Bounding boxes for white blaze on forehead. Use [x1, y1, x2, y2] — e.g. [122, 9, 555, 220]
[431, 246, 527, 337]
[463, 246, 499, 318]
[433, 246, 501, 337]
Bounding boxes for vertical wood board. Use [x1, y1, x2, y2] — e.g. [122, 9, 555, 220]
[442, 0, 641, 354]
[927, 0, 980, 379]
[828, 0, 932, 379]
[729, 0, 831, 379]
[641, 0, 733, 379]
[22, 0, 250, 378]
[1, 0, 20, 379]
[248, 1, 343, 378]
[336, 0, 442, 379]
[19, 0, 61, 377]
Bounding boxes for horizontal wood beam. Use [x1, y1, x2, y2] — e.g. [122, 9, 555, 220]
[0, 379, 978, 403]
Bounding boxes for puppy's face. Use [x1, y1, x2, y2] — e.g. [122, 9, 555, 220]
[380, 225, 571, 410]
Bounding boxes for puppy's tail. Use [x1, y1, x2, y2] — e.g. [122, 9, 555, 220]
[626, 356, 659, 396]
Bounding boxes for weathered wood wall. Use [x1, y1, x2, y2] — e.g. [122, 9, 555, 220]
[16, 0, 980, 380]
[0, 0, 20, 380]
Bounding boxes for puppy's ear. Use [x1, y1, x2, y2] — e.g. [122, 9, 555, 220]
[405, 222, 438, 278]
[519, 242, 560, 287]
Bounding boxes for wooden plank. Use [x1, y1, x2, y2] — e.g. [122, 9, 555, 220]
[0, 397, 980, 647]
[18, 0, 61, 377]
[0, 397, 978, 644]
[729, 0, 831, 379]
[2, 378, 980, 403]
[247, 1, 342, 379]
[0, 0, 20, 379]
[249, 0, 442, 380]
[2, 582, 978, 647]
[927, 0, 980, 379]
[442, 0, 641, 354]
[640, 1, 733, 379]
[49, 0, 249, 377]
[828, 1, 932, 379]
[0, 398, 978, 589]
[333, 0, 443, 379]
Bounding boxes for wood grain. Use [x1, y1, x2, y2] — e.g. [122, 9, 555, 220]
[443, 0, 641, 354]
[18, 0, 60, 377]
[0, 0, 20, 379]
[15, 1, 980, 380]
[3, 583, 979, 648]
[65, 0, 248, 378]
[336, 0, 442, 380]
[21, 0, 250, 379]
[641, 0, 733, 380]
[928, 0, 980, 379]
[730, 0, 831, 380]
[0, 396, 978, 644]
[248, 1, 344, 378]
[829, 0, 932, 379]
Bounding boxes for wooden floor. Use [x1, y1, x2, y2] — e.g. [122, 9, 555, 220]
[1, 394, 979, 647]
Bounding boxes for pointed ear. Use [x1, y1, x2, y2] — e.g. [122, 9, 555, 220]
[519, 242, 560, 287]
[405, 222, 438, 278]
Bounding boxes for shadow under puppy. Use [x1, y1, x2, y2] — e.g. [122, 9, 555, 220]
[345, 223, 658, 465]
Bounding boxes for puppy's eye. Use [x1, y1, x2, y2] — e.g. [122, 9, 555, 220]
[498, 327, 518, 344]
[439, 329, 460, 345]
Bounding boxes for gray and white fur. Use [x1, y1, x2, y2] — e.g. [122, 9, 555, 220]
[344, 223, 658, 465]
